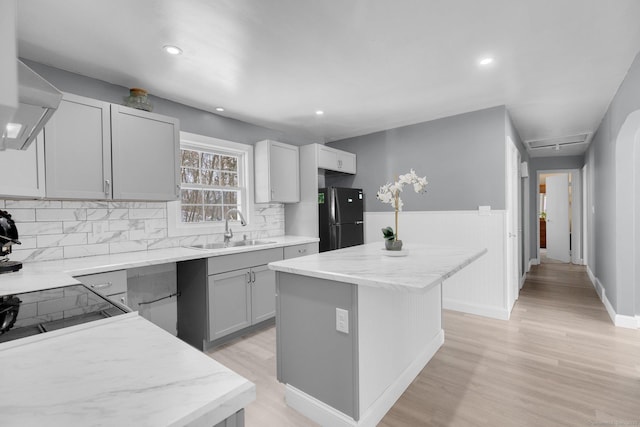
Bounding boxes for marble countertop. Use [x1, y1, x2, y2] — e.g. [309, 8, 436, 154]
[0, 235, 318, 296]
[269, 242, 487, 292]
[0, 314, 255, 426]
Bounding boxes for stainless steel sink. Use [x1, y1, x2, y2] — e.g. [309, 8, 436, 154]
[187, 240, 276, 250]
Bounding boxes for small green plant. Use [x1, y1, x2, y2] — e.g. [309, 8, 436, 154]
[381, 226, 395, 241]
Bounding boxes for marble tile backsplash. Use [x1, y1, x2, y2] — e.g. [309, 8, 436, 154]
[1, 199, 285, 263]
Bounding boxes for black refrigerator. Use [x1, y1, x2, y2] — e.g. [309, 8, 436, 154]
[318, 187, 364, 252]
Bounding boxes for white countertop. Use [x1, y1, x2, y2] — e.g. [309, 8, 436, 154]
[0, 235, 318, 296]
[0, 235, 317, 426]
[269, 242, 487, 292]
[0, 314, 255, 427]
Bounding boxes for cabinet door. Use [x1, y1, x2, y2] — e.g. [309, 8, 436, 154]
[251, 264, 276, 324]
[0, 131, 45, 198]
[269, 142, 299, 202]
[317, 145, 338, 170]
[254, 140, 299, 203]
[208, 269, 251, 341]
[111, 105, 180, 201]
[45, 93, 111, 199]
[337, 151, 356, 174]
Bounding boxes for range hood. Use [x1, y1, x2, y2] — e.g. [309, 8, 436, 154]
[1, 60, 62, 151]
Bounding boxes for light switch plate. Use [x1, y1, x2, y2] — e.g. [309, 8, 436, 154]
[336, 308, 349, 334]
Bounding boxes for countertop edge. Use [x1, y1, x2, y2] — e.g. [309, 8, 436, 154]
[0, 235, 318, 296]
[269, 245, 488, 292]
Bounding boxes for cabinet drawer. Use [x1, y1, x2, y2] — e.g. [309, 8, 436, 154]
[75, 270, 127, 296]
[284, 243, 319, 259]
[207, 247, 284, 274]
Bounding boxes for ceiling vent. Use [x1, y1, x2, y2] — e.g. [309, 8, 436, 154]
[526, 133, 590, 151]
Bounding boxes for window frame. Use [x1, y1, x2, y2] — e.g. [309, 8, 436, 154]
[167, 132, 254, 238]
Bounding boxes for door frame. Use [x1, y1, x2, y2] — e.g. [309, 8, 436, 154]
[535, 168, 582, 264]
[505, 137, 521, 310]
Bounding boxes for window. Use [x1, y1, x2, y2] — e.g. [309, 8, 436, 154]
[168, 132, 254, 237]
[180, 147, 242, 223]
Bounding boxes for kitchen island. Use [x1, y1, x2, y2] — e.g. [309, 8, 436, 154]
[269, 242, 487, 427]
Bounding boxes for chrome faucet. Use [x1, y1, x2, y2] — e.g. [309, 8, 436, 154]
[224, 208, 247, 243]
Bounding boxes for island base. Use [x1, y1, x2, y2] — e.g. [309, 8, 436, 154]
[276, 272, 445, 426]
[284, 330, 444, 427]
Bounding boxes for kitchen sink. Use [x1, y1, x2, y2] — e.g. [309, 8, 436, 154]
[187, 240, 276, 250]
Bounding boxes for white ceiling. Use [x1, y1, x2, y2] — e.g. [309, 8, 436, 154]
[16, 0, 640, 157]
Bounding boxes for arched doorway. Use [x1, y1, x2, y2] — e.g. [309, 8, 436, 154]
[614, 110, 640, 321]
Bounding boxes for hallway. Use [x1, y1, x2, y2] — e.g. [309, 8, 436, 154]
[210, 262, 640, 426]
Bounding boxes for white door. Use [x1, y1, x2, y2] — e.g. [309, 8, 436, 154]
[546, 174, 571, 262]
[506, 137, 520, 309]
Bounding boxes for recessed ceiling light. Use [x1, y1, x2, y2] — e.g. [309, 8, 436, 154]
[478, 57, 494, 66]
[315, 110, 324, 116]
[216, 107, 225, 112]
[163, 45, 182, 55]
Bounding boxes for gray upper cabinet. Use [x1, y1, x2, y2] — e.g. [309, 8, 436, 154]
[111, 105, 180, 201]
[316, 144, 356, 174]
[45, 93, 112, 199]
[254, 139, 300, 203]
[43, 92, 180, 201]
[0, 131, 45, 198]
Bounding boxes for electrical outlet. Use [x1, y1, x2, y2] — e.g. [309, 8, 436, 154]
[336, 308, 349, 334]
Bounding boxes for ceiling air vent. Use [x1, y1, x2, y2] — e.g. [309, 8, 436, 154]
[526, 133, 590, 151]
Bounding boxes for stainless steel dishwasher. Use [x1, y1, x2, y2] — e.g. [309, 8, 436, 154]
[127, 263, 178, 336]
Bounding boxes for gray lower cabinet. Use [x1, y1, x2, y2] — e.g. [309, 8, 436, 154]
[177, 247, 283, 350]
[250, 264, 277, 323]
[208, 264, 275, 341]
[208, 269, 252, 341]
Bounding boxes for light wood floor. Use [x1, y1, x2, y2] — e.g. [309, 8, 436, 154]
[209, 262, 640, 426]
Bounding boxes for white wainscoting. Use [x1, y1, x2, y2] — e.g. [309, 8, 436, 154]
[365, 210, 509, 320]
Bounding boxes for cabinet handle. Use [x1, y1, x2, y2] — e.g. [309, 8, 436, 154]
[298, 248, 307, 254]
[246, 272, 251, 284]
[176, 184, 181, 198]
[120, 296, 127, 305]
[338, 159, 343, 168]
[104, 179, 111, 195]
[91, 282, 113, 290]
[251, 271, 256, 283]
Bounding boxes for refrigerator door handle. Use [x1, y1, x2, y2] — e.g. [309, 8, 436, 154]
[330, 225, 339, 250]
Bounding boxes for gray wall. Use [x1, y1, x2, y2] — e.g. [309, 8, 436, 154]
[326, 106, 510, 212]
[586, 51, 640, 316]
[528, 155, 585, 258]
[22, 59, 315, 146]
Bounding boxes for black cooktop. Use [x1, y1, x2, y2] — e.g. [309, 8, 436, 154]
[0, 284, 128, 344]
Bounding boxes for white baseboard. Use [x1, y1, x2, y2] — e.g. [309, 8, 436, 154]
[519, 273, 526, 290]
[285, 330, 445, 427]
[586, 267, 638, 329]
[443, 298, 510, 320]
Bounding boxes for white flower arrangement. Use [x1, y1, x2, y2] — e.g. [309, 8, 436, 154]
[376, 169, 428, 242]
